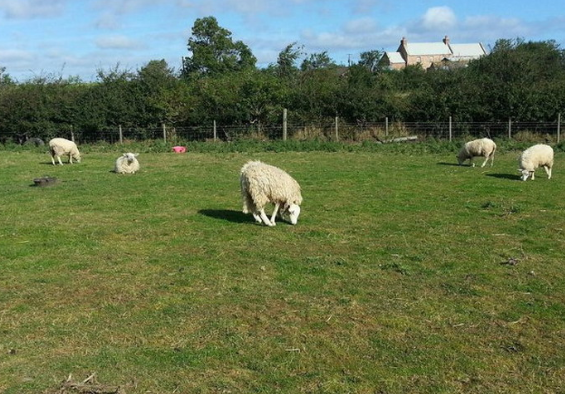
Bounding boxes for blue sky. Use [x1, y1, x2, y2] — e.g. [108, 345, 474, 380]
[1, 0, 564, 82]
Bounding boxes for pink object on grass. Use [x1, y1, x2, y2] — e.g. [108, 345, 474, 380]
[172, 146, 186, 153]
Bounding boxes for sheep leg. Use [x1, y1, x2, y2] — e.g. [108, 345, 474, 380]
[270, 203, 280, 226]
[481, 153, 494, 168]
[531, 171, 535, 180]
[57, 156, 63, 165]
[252, 212, 262, 223]
[544, 166, 552, 179]
[258, 209, 274, 226]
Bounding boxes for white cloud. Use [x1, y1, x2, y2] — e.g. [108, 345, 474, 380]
[0, 0, 67, 19]
[301, 29, 359, 50]
[96, 12, 121, 30]
[96, 35, 144, 50]
[0, 48, 34, 61]
[344, 17, 378, 34]
[422, 6, 457, 30]
[92, 0, 167, 15]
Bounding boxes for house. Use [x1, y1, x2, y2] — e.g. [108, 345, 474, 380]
[380, 51, 406, 71]
[380, 36, 488, 70]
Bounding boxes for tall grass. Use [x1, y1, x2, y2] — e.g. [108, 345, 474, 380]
[1, 147, 564, 393]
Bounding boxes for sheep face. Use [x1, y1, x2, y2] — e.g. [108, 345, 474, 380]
[72, 152, 81, 163]
[519, 169, 532, 181]
[282, 203, 301, 225]
[123, 153, 138, 163]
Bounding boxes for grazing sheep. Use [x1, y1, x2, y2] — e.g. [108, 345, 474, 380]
[25, 137, 45, 146]
[518, 144, 554, 181]
[457, 138, 497, 167]
[17, 134, 44, 146]
[48, 138, 81, 165]
[240, 160, 303, 226]
[114, 152, 140, 174]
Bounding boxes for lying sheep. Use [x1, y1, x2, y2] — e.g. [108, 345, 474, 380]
[48, 138, 81, 165]
[240, 160, 303, 226]
[518, 144, 554, 181]
[457, 138, 496, 167]
[114, 152, 140, 174]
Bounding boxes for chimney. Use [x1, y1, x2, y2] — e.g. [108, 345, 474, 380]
[401, 37, 407, 46]
[443, 35, 450, 45]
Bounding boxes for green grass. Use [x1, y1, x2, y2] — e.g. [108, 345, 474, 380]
[1, 146, 565, 393]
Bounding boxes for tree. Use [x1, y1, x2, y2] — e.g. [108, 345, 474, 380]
[273, 42, 303, 78]
[182, 16, 256, 78]
[358, 50, 383, 73]
[0, 66, 14, 85]
[465, 38, 565, 121]
[300, 51, 336, 71]
[135, 60, 188, 125]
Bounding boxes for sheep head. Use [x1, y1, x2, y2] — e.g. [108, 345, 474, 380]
[123, 152, 139, 163]
[518, 169, 532, 181]
[281, 203, 301, 225]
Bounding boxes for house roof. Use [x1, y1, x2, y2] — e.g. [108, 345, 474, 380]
[385, 51, 405, 64]
[403, 42, 451, 56]
[449, 43, 487, 58]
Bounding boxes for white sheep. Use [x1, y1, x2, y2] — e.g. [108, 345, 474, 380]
[114, 152, 140, 174]
[48, 138, 81, 165]
[518, 144, 554, 181]
[457, 138, 496, 167]
[240, 160, 303, 226]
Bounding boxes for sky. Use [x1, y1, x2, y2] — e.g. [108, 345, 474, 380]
[1, 0, 564, 82]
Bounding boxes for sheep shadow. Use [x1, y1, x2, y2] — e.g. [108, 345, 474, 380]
[199, 209, 250, 223]
[486, 173, 522, 181]
[437, 162, 464, 166]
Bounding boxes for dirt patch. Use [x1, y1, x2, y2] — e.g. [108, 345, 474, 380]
[44, 373, 125, 394]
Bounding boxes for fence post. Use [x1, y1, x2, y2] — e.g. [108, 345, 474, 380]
[283, 108, 288, 141]
[70, 125, 75, 143]
[558, 113, 561, 143]
[119, 125, 123, 144]
[162, 123, 167, 143]
[385, 117, 389, 137]
[449, 116, 452, 142]
[213, 120, 217, 142]
[335, 116, 339, 141]
[508, 118, 512, 139]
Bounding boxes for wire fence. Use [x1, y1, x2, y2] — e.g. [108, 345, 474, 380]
[3, 118, 562, 146]
[89, 119, 563, 144]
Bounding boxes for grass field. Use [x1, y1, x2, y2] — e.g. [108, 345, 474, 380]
[1, 145, 564, 393]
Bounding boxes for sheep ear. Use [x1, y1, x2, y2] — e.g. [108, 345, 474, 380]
[134, 153, 139, 156]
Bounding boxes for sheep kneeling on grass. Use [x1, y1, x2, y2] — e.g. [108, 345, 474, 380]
[48, 138, 81, 165]
[457, 138, 496, 167]
[518, 144, 554, 181]
[240, 160, 302, 226]
[114, 153, 140, 174]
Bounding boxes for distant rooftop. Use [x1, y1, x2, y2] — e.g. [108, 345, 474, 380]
[403, 42, 451, 56]
[380, 36, 488, 70]
[449, 43, 488, 58]
[385, 52, 405, 64]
